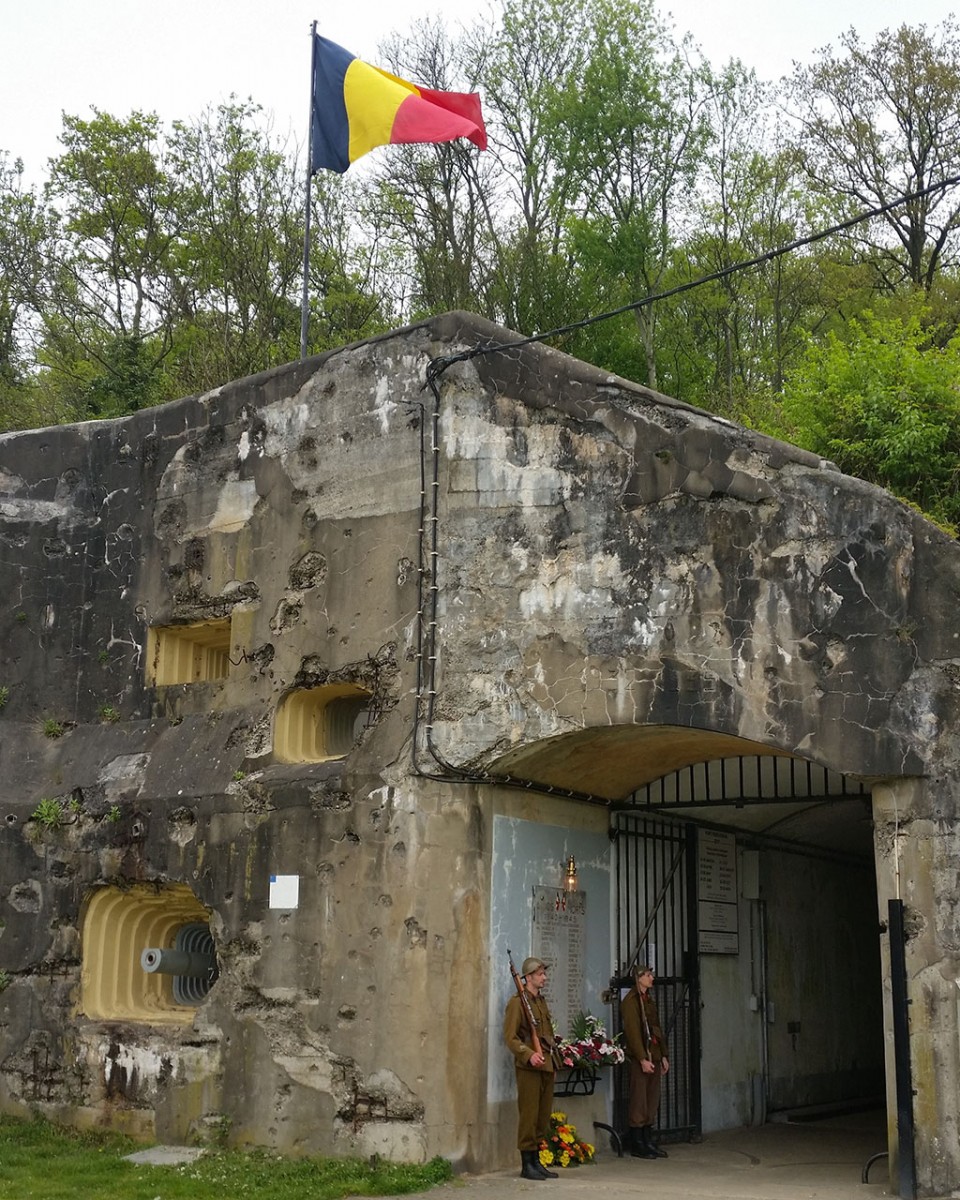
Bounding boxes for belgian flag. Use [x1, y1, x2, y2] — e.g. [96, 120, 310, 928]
[310, 35, 488, 174]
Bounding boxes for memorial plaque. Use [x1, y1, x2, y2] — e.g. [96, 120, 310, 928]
[698, 829, 737, 903]
[697, 830, 739, 954]
[532, 886, 586, 1037]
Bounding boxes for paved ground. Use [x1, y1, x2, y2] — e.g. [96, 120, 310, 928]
[399, 1111, 897, 1200]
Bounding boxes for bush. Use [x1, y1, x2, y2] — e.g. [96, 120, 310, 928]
[777, 304, 960, 530]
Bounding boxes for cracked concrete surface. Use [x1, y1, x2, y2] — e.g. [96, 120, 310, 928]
[1, 312, 960, 1192]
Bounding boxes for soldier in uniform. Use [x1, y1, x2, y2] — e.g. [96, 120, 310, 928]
[622, 963, 670, 1160]
[503, 955, 558, 1180]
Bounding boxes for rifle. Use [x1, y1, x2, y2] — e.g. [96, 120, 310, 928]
[507, 949, 564, 1070]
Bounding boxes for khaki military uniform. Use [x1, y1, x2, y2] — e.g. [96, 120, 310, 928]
[503, 990, 556, 1151]
[622, 985, 666, 1128]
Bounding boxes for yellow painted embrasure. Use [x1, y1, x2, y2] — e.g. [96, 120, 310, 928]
[274, 684, 371, 762]
[80, 883, 212, 1023]
[145, 619, 232, 686]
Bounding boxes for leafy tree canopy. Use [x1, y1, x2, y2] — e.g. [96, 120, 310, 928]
[775, 296, 960, 529]
[1, 7, 960, 536]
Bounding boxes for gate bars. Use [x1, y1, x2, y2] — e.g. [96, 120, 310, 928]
[611, 811, 701, 1141]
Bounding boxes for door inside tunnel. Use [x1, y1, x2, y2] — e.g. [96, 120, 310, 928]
[611, 754, 885, 1139]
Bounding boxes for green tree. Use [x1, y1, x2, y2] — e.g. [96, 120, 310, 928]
[471, 0, 590, 334]
[0, 154, 52, 429]
[371, 19, 502, 319]
[775, 299, 960, 527]
[168, 100, 304, 388]
[306, 173, 396, 350]
[43, 109, 181, 416]
[660, 68, 869, 415]
[552, 0, 713, 386]
[788, 21, 960, 292]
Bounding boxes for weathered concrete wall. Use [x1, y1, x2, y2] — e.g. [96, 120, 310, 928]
[424, 317, 949, 786]
[0, 333, 489, 1163]
[873, 779, 960, 1194]
[2, 311, 960, 1190]
[419, 315, 960, 1189]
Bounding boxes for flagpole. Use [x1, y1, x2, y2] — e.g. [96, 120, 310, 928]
[300, 20, 318, 362]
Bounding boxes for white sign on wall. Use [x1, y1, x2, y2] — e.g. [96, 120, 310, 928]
[532, 886, 586, 1037]
[269, 874, 300, 910]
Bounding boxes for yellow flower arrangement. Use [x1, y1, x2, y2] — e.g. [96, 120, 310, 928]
[538, 1111, 596, 1167]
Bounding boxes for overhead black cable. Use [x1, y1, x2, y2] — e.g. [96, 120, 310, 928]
[426, 173, 960, 384]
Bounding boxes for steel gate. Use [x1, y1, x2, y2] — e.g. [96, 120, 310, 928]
[609, 754, 866, 1142]
[610, 810, 701, 1141]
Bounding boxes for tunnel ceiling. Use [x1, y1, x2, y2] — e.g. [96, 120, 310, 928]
[655, 795, 876, 858]
[490, 724, 792, 799]
[490, 724, 879, 858]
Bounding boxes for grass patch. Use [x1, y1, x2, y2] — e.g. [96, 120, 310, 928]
[0, 1115, 454, 1200]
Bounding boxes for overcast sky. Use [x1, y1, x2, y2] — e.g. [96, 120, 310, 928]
[2, 0, 956, 183]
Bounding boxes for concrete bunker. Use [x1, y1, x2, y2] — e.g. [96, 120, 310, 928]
[1, 311, 959, 1195]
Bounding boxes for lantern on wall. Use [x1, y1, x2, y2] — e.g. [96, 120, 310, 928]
[563, 855, 578, 893]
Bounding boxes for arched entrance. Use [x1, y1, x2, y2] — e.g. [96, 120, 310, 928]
[609, 751, 882, 1141]
[490, 725, 890, 1155]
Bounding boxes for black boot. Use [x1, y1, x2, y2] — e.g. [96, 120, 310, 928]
[629, 1128, 657, 1159]
[642, 1125, 668, 1158]
[520, 1150, 545, 1179]
[535, 1152, 558, 1179]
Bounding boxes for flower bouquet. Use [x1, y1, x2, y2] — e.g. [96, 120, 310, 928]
[556, 1011, 625, 1069]
[539, 1111, 595, 1168]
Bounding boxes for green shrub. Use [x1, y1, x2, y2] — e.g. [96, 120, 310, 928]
[778, 302, 960, 531]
